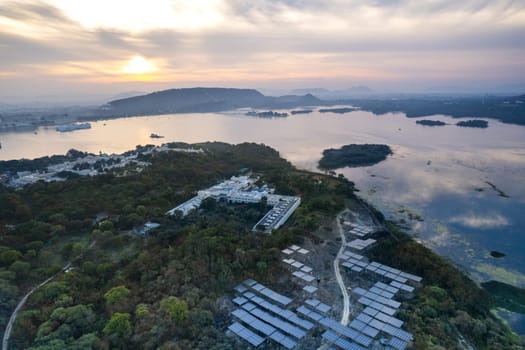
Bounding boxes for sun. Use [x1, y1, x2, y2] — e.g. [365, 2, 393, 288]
[123, 56, 157, 74]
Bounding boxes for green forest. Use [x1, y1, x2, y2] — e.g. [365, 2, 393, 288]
[0, 142, 522, 349]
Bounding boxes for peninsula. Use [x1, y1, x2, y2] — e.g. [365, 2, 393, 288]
[0, 142, 522, 349]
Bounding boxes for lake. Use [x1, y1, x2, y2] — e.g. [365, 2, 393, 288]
[1, 108, 525, 329]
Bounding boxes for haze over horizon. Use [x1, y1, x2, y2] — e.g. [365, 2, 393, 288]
[1, 0, 525, 103]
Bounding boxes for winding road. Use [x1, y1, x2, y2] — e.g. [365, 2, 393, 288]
[334, 209, 351, 326]
[2, 274, 56, 350]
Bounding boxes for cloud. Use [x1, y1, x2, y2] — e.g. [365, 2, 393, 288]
[0, 0, 524, 97]
[449, 213, 510, 229]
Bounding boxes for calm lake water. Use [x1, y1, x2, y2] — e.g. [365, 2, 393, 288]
[2, 108, 525, 330]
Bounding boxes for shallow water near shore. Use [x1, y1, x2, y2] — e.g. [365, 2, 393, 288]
[1, 108, 525, 332]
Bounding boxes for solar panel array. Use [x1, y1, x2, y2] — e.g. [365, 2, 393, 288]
[357, 288, 401, 308]
[319, 318, 374, 347]
[292, 270, 316, 283]
[305, 298, 331, 314]
[364, 262, 422, 284]
[228, 321, 265, 347]
[297, 305, 324, 322]
[347, 223, 375, 238]
[340, 251, 365, 261]
[242, 280, 292, 306]
[346, 238, 377, 251]
[229, 279, 328, 349]
[390, 280, 415, 293]
[246, 293, 314, 330]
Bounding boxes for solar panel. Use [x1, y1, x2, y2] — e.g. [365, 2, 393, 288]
[244, 279, 257, 287]
[322, 330, 340, 343]
[322, 318, 361, 340]
[298, 248, 309, 254]
[278, 336, 297, 349]
[243, 291, 256, 299]
[292, 261, 304, 269]
[288, 314, 314, 330]
[269, 330, 285, 343]
[242, 302, 257, 312]
[305, 298, 320, 307]
[300, 307, 324, 321]
[355, 333, 373, 347]
[349, 319, 366, 331]
[362, 325, 379, 338]
[400, 284, 414, 293]
[282, 248, 294, 255]
[358, 297, 372, 306]
[252, 283, 265, 291]
[301, 265, 313, 273]
[342, 262, 354, 269]
[316, 303, 331, 314]
[302, 274, 316, 283]
[386, 286, 399, 294]
[308, 311, 324, 322]
[335, 336, 356, 350]
[356, 313, 373, 324]
[353, 287, 367, 296]
[355, 261, 368, 268]
[394, 276, 408, 283]
[303, 285, 318, 293]
[369, 319, 385, 331]
[234, 284, 248, 294]
[228, 322, 265, 347]
[293, 271, 305, 279]
[351, 266, 363, 273]
[380, 305, 397, 316]
[363, 307, 378, 317]
[250, 308, 306, 339]
[389, 337, 408, 350]
[233, 296, 248, 305]
[296, 306, 311, 317]
[251, 318, 276, 336]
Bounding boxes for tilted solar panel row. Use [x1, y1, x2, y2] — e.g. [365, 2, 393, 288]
[228, 321, 265, 347]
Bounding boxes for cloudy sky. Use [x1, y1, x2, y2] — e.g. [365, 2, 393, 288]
[0, 0, 524, 101]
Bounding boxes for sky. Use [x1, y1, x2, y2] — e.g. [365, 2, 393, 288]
[0, 0, 524, 102]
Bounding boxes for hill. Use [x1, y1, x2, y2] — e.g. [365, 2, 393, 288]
[97, 88, 322, 118]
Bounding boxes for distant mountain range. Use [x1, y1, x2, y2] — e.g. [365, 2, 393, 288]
[98, 87, 322, 117]
[291, 86, 373, 98]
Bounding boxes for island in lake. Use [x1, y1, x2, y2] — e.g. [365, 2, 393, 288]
[319, 144, 393, 169]
[416, 119, 447, 126]
[318, 107, 357, 114]
[245, 110, 288, 117]
[456, 119, 489, 128]
[290, 109, 313, 115]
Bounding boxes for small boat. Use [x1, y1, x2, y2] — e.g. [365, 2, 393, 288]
[150, 133, 164, 139]
[56, 122, 91, 132]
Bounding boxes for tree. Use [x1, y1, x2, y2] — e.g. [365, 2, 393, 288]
[104, 285, 130, 312]
[160, 296, 188, 324]
[0, 249, 22, 266]
[103, 312, 131, 337]
[9, 260, 31, 280]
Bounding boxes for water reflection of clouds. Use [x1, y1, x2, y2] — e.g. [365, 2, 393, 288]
[449, 212, 510, 229]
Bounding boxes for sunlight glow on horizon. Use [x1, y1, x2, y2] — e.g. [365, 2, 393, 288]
[123, 56, 158, 75]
